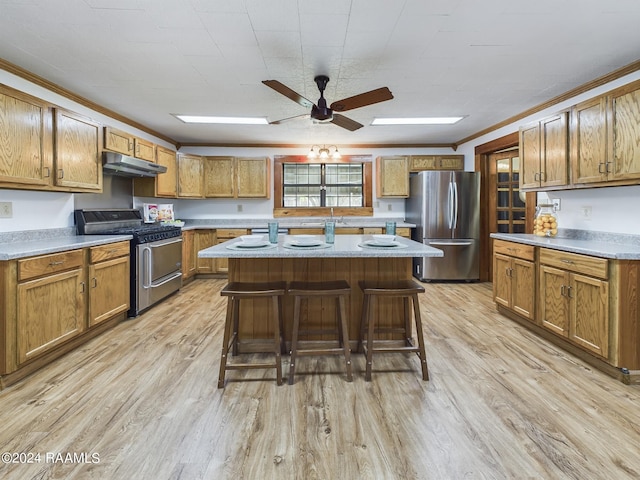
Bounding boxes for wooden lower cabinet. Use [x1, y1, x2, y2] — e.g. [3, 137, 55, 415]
[493, 240, 640, 380]
[17, 267, 86, 365]
[1, 243, 130, 389]
[195, 230, 217, 274]
[215, 229, 249, 274]
[88, 243, 130, 327]
[181, 230, 197, 280]
[539, 250, 609, 358]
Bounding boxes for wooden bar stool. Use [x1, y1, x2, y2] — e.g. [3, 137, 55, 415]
[287, 280, 353, 384]
[358, 280, 429, 381]
[218, 281, 286, 388]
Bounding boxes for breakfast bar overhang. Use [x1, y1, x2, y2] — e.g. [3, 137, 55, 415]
[198, 234, 443, 350]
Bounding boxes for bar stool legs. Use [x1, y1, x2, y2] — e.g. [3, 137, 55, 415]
[287, 280, 353, 384]
[359, 280, 429, 381]
[218, 282, 286, 388]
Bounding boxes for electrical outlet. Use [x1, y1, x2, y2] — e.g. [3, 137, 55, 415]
[387, 204, 392, 211]
[237, 204, 243, 212]
[581, 206, 592, 220]
[0, 201, 12, 218]
[552, 199, 561, 212]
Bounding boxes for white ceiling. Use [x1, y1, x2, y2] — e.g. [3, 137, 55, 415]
[1, 0, 639, 147]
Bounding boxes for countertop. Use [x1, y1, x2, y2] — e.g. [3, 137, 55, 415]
[0, 235, 132, 261]
[490, 233, 640, 260]
[199, 234, 443, 259]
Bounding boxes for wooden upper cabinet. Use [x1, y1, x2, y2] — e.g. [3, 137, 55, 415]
[203, 156, 234, 197]
[156, 146, 177, 197]
[54, 108, 102, 191]
[410, 155, 464, 171]
[104, 126, 155, 162]
[203, 156, 270, 198]
[177, 153, 203, 198]
[608, 81, 640, 181]
[571, 96, 608, 184]
[519, 112, 568, 190]
[0, 85, 53, 187]
[236, 157, 270, 198]
[376, 156, 410, 197]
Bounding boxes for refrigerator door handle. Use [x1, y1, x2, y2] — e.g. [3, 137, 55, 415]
[447, 181, 454, 229]
[429, 241, 473, 246]
[452, 180, 459, 230]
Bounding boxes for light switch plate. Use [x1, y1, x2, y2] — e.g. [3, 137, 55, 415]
[0, 201, 13, 218]
[552, 199, 561, 211]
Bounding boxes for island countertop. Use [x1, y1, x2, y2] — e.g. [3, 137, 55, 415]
[198, 234, 443, 259]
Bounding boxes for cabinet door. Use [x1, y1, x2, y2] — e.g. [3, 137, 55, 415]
[571, 97, 608, 184]
[134, 138, 155, 161]
[609, 83, 640, 181]
[570, 274, 609, 358]
[89, 256, 130, 327]
[377, 156, 409, 197]
[177, 154, 203, 198]
[410, 156, 439, 171]
[493, 253, 512, 309]
[17, 268, 85, 364]
[54, 109, 102, 191]
[156, 146, 177, 197]
[519, 122, 541, 189]
[0, 86, 53, 187]
[438, 155, 464, 170]
[512, 258, 535, 320]
[195, 230, 216, 273]
[539, 265, 569, 336]
[181, 230, 196, 279]
[237, 157, 270, 198]
[104, 126, 134, 155]
[203, 156, 234, 197]
[540, 113, 568, 188]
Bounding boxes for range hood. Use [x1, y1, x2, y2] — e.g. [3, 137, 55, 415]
[102, 151, 167, 178]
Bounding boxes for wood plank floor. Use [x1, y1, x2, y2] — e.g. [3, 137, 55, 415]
[1, 279, 639, 479]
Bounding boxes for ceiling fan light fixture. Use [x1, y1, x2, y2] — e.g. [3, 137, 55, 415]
[371, 116, 464, 125]
[174, 115, 268, 125]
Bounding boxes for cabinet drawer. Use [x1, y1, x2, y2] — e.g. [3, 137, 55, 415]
[90, 241, 130, 263]
[19, 250, 84, 281]
[216, 229, 249, 239]
[539, 248, 608, 279]
[493, 240, 535, 261]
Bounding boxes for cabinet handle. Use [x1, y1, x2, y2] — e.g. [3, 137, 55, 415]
[128, 139, 134, 152]
[48, 261, 64, 266]
[58, 169, 64, 179]
[605, 162, 612, 173]
[561, 285, 566, 296]
[567, 286, 573, 298]
[560, 259, 575, 264]
[43, 167, 51, 178]
[598, 163, 606, 174]
[534, 172, 539, 181]
[92, 277, 98, 288]
[80, 281, 85, 293]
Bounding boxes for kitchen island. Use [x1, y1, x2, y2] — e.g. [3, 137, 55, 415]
[199, 234, 443, 350]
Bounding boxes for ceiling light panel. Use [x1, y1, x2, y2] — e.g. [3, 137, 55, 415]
[175, 115, 268, 124]
[371, 117, 465, 125]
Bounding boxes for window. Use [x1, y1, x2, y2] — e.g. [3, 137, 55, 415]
[274, 155, 373, 217]
[283, 163, 364, 207]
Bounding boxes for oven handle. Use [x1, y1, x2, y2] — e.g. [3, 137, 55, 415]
[148, 238, 183, 248]
[150, 271, 183, 287]
[142, 246, 152, 288]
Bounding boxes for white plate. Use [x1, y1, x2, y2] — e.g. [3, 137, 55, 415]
[226, 242, 277, 251]
[233, 240, 271, 248]
[359, 240, 407, 249]
[283, 242, 332, 250]
[289, 239, 323, 247]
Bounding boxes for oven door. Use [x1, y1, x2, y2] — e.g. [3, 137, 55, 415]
[136, 237, 183, 313]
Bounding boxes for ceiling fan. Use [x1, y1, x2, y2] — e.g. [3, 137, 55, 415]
[262, 75, 393, 131]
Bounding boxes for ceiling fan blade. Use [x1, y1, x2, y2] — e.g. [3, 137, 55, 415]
[330, 87, 394, 112]
[269, 114, 309, 125]
[262, 80, 314, 108]
[330, 114, 363, 131]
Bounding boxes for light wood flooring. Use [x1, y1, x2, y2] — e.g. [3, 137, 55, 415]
[1, 279, 639, 479]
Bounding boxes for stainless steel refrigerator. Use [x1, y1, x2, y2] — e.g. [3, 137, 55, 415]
[405, 171, 480, 281]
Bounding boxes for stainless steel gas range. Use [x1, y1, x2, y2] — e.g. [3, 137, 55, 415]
[75, 209, 183, 317]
